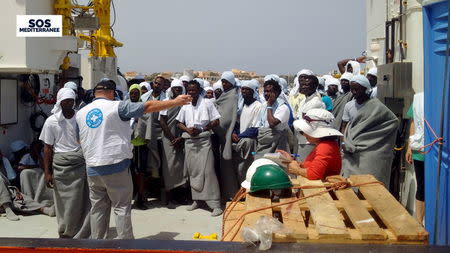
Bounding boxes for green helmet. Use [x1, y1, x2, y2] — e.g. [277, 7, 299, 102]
[250, 164, 292, 193]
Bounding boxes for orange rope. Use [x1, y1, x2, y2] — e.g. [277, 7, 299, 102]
[418, 118, 444, 154]
[221, 179, 383, 242]
[221, 188, 246, 238]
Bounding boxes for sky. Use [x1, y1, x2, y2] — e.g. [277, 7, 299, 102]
[111, 0, 366, 75]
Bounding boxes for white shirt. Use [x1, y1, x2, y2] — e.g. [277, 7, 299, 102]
[260, 103, 290, 131]
[39, 114, 80, 153]
[176, 97, 221, 128]
[297, 91, 325, 118]
[342, 99, 365, 123]
[240, 100, 262, 133]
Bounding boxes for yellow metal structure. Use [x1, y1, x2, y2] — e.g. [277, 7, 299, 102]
[54, 0, 73, 36]
[54, 0, 123, 58]
[60, 55, 71, 70]
[91, 0, 123, 57]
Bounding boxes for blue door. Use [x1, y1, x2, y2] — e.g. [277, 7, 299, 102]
[423, 0, 449, 245]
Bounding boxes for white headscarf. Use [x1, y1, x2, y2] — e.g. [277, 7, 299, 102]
[193, 78, 205, 88]
[166, 79, 185, 98]
[241, 80, 260, 101]
[351, 75, 372, 95]
[51, 88, 76, 121]
[213, 81, 224, 92]
[139, 81, 152, 101]
[289, 77, 300, 97]
[234, 78, 241, 87]
[204, 86, 214, 92]
[180, 75, 192, 82]
[221, 71, 236, 86]
[203, 80, 211, 87]
[297, 69, 314, 77]
[63, 81, 77, 92]
[340, 72, 354, 81]
[367, 67, 377, 76]
[290, 69, 314, 96]
[345, 61, 361, 75]
[139, 81, 151, 91]
[325, 77, 341, 92]
[263, 74, 289, 104]
[279, 78, 289, 95]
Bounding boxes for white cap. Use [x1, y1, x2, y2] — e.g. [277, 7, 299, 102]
[293, 109, 343, 138]
[241, 158, 277, 190]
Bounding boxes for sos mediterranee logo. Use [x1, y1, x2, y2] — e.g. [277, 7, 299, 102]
[17, 15, 62, 37]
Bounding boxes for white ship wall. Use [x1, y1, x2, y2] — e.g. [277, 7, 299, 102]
[0, 0, 77, 73]
[366, 0, 424, 93]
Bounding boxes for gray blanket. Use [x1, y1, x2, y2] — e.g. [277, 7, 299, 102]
[213, 89, 239, 200]
[20, 169, 54, 207]
[183, 131, 220, 201]
[255, 127, 288, 159]
[342, 98, 399, 186]
[161, 107, 187, 190]
[232, 137, 257, 184]
[0, 174, 45, 213]
[52, 150, 91, 239]
[331, 92, 353, 130]
[134, 95, 162, 175]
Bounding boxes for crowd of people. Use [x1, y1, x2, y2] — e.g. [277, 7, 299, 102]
[2, 56, 425, 240]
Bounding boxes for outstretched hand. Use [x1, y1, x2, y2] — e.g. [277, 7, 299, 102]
[174, 95, 192, 106]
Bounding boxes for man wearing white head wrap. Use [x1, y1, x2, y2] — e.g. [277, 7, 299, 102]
[254, 75, 291, 159]
[337, 56, 365, 74]
[176, 80, 222, 216]
[39, 88, 91, 238]
[204, 86, 215, 100]
[49, 88, 76, 121]
[141, 76, 167, 182]
[342, 75, 372, 128]
[220, 71, 236, 88]
[341, 75, 398, 186]
[331, 72, 354, 130]
[139, 81, 151, 100]
[213, 71, 239, 200]
[194, 78, 205, 89]
[366, 67, 378, 98]
[293, 74, 326, 158]
[212, 81, 224, 99]
[180, 75, 192, 92]
[159, 79, 187, 208]
[288, 69, 313, 115]
[325, 77, 341, 102]
[231, 80, 262, 183]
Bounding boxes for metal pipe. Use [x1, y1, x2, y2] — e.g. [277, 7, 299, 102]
[399, 1, 405, 61]
[391, 18, 397, 63]
[385, 21, 391, 64]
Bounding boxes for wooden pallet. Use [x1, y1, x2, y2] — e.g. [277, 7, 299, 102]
[222, 174, 428, 244]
